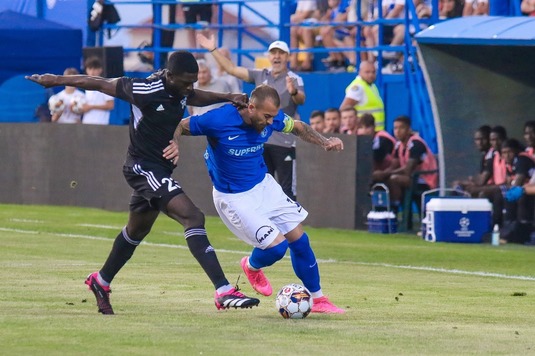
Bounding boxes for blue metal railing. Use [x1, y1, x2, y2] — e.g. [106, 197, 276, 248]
[95, 0, 441, 150]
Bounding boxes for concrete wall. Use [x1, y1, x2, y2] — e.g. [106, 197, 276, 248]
[0, 123, 372, 229]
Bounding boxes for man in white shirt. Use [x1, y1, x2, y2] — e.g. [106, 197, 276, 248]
[82, 57, 115, 125]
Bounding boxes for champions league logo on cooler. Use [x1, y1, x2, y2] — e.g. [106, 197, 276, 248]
[454, 217, 474, 238]
[459, 217, 470, 229]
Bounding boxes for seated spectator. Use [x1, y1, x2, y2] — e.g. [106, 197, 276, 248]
[521, 0, 535, 15]
[188, 59, 232, 116]
[290, 0, 319, 71]
[340, 107, 359, 134]
[81, 56, 115, 125]
[364, 0, 405, 62]
[319, 0, 351, 70]
[523, 120, 535, 157]
[438, 0, 463, 18]
[373, 115, 438, 210]
[49, 67, 85, 124]
[463, 0, 489, 16]
[309, 110, 326, 132]
[357, 113, 396, 175]
[499, 138, 535, 244]
[453, 125, 492, 194]
[323, 107, 341, 133]
[339, 61, 385, 131]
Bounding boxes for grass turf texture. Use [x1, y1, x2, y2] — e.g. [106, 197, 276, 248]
[1, 204, 534, 355]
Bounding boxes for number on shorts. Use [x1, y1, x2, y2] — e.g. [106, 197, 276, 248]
[162, 178, 180, 192]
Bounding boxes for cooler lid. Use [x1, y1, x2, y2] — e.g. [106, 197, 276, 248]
[426, 198, 492, 212]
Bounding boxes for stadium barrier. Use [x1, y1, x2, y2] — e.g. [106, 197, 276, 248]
[0, 123, 372, 230]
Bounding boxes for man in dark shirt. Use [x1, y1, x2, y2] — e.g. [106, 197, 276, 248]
[26, 51, 260, 314]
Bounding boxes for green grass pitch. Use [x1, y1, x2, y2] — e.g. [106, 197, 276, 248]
[1, 204, 534, 355]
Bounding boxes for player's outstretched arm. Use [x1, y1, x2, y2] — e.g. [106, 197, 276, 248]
[188, 89, 248, 109]
[25, 74, 120, 98]
[292, 120, 344, 151]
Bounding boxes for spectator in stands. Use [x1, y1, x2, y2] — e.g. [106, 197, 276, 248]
[374, 115, 438, 209]
[182, 0, 214, 52]
[290, 0, 319, 72]
[81, 57, 115, 125]
[188, 59, 231, 116]
[212, 48, 242, 93]
[364, 0, 405, 62]
[309, 110, 326, 132]
[198, 33, 305, 201]
[339, 61, 385, 131]
[49, 67, 85, 124]
[463, 0, 489, 16]
[438, 0, 464, 18]
[340, 106, 359, 134]
[453, 125, 492, 194]
[523, 121, 535, 157]
[521, 0, 535, 15]
[323, 108, 342, 134]
[357, 113, 396, 176]
[499, 138, 535, 244]
[320, 0, 352, 70]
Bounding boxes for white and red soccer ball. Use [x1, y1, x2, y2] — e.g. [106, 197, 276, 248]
[275, 283, 312, 319]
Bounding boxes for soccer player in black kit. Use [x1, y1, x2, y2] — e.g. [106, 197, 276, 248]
[27, 51, 260, 314]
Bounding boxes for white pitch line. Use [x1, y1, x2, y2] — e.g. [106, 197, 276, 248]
[78, 224, 122, 229]
[1, 227, 535, 282]
[9, 218, 44, 223]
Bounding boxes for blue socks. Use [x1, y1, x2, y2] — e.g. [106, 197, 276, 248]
[249, 240, 288, 269]
[248, 233, 321, 294]
[288, 233, 320, 293]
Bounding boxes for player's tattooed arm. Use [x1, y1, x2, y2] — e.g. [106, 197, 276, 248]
[166, 118, 192, 165]
[292, 121, 344, 152]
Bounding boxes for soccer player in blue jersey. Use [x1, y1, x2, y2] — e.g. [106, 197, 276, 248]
[170, 85, 345, 313]
[26, 51, 260, 314]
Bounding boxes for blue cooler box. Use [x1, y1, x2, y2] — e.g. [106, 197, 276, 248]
[422, 198, 492, 243]
[367, 211, 397, 234]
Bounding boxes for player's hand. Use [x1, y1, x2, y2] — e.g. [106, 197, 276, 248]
[25, 74, 59, 88]
[229, 93, 249, 109]
[163, 140, 180, 165]
[323, 137, 344, 151]
[197, 33, 215, 51]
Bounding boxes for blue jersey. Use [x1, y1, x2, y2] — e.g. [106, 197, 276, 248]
[188, 104, 294, 193]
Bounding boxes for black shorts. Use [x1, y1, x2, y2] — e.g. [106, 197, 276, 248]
[381, 25, 395, 45]
[183, 4, 212, 24]
[123, 163, 184, 213]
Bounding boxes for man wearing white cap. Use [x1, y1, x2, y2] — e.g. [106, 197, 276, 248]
[197, 33, 305, 201]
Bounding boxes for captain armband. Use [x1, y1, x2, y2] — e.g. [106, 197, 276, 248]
[282, 114, 295, 133]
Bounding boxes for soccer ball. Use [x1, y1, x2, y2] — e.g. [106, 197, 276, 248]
[48, 94, 65, 114]
[70, 96, 87, 114]
[275, 283, 313, 319]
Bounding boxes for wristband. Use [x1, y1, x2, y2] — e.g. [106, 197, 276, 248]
[210, 47, 217, 52]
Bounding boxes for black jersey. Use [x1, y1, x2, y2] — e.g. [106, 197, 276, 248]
[116, 70, 189, 170]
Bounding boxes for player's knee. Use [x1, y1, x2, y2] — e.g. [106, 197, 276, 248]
[183, 208, 205, 230]
[126, 226, 151, 241]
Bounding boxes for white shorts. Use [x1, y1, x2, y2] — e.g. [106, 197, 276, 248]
[213, 174, 308, 249]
